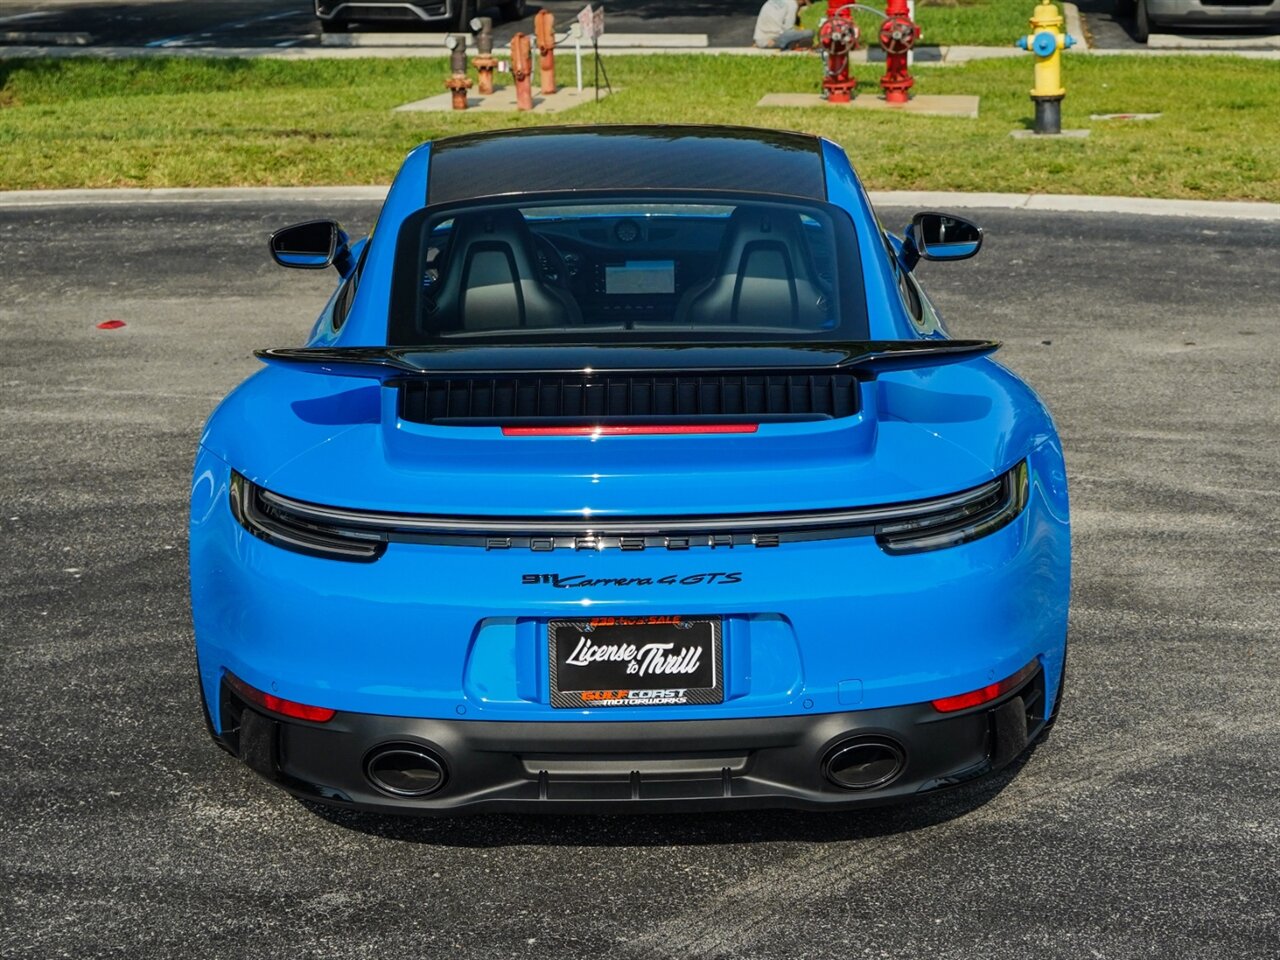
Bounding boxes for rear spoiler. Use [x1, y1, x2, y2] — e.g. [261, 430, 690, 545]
[254, 340, 1000, 382]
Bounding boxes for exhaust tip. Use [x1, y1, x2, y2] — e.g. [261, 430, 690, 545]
[823, 736, 906, 790]
[365, 743, 447, 797]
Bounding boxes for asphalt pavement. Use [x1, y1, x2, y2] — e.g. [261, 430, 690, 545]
[1, 199, 1278, 959]
[3, 0, 1277, 51]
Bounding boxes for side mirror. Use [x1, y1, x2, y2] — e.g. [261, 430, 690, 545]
[269, 219, 352, 274]
[900, 212, 983, 271]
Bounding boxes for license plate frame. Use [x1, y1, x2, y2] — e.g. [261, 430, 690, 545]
[548, 616, 723, 709]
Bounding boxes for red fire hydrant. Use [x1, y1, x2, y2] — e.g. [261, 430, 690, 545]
[820, 1, 860, 103]
[878, 0, 920, 104]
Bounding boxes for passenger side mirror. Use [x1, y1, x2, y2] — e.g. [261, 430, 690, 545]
[900, 212, 983, 271]
[269, 219, 352, 274]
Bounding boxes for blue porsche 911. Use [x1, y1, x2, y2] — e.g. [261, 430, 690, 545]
[190, 124, 1069, 813]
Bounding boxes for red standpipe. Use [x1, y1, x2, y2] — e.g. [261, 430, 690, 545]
[820, 1, 860, 103]
[534, 9, 556, 94]
[511, 33, 534, 111]
[472, 17, 498, 95]
[444, 43, 473, 110]
[878, 0, 920, 104]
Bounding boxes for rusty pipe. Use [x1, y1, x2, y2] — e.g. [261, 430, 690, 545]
[510, 33, 534, 111]
[444, 39, 473, 110]
[534, 9, 556, 94]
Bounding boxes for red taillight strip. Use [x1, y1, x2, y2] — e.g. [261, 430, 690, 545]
[501, 424, 759, 437]
[225, 673, 336, 723]
[931, 660, 1040, 713]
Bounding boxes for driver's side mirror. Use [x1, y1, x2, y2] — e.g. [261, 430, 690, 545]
[269, 219, 352, 275]
[900, 212, 983, 272]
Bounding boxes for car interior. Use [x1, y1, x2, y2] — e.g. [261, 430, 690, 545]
[406, 199, 850, 339]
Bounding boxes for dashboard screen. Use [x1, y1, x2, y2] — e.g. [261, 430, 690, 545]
[605, 260, 676, 295]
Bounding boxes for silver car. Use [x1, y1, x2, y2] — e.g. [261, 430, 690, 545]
[315, 0, 527, 32]
[1120, 0, 1280, 42]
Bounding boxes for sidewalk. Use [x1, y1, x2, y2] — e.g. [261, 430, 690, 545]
[2, 186, 1277, 222]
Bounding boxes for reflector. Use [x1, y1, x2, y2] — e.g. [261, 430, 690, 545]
[226, 673, 336, 723]
[931, 660, 1039, 713]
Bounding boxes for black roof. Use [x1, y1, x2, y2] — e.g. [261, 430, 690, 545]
[425, 125, 827, 205]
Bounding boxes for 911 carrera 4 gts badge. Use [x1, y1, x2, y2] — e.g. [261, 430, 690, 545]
[523, 572, 742, 588]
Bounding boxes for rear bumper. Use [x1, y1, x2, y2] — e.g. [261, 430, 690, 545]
[213, 666, 1053, 814]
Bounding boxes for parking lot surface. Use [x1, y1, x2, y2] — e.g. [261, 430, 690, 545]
[2, 0, 1276, 50]
[0, 0, 761, 48]
[1, 199, 1278, 959]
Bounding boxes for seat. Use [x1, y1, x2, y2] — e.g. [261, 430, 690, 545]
[674, 206, 830, 329]
[425, 208, 582, 332]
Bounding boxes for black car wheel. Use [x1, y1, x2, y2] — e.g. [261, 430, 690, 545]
[1133, 0, 1150, 42]
[501, 0, 529, 19]
[319, 17, 350, 33]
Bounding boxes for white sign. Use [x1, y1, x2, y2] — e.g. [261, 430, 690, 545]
[577, 3, 604, 41]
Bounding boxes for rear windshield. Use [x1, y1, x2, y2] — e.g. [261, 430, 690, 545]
[388, 193, 869, 344]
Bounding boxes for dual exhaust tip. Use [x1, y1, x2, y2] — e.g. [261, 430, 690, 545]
[823, 736, 906, 790]
[365, 743, 447, 797]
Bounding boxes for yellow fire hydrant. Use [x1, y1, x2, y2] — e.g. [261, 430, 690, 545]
[1016, 3, 1077, 135]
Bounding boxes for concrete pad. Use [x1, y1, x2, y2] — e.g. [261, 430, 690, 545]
[1009, 128, 1091, 139]
[1147, 32, 1280, 49]
[757, 92, 979, 119]
[394, 85, 612, 114]
[1090, 112, 1162, 121]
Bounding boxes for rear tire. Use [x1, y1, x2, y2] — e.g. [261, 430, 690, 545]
[319, 18, 350, 33]
[501, 0, 529, 20]
[1133, 0, 1150, 42]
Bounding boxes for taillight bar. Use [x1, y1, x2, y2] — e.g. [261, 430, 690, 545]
[931, 660, 1040, 713]
[501, 424, 759, 437]
[225, 673, 336, 723]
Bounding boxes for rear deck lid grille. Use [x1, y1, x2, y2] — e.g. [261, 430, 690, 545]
[399, 373, 860, 426]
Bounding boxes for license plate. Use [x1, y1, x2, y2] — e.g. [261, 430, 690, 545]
[549, 616, 723, 708]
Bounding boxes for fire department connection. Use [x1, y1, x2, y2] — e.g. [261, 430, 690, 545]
[818, 0, 921, 104]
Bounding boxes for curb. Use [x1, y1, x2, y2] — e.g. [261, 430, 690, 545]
[1, 186, 1277, 221]
[1, 42, 1279, 63]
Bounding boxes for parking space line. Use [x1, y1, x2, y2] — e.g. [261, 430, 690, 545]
[144, 9, 307, 48]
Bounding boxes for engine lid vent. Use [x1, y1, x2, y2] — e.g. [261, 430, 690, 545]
[398, 373, 860, 426]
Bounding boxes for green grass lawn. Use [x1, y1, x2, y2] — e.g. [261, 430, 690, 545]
[1, 54, 1278, 200]
[800, 0, 1036, 48]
